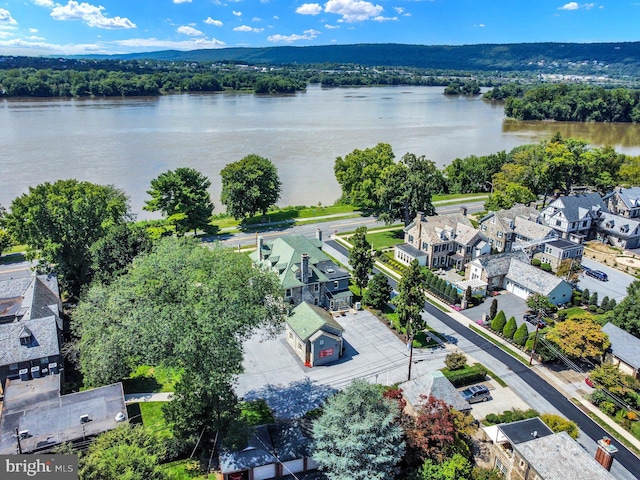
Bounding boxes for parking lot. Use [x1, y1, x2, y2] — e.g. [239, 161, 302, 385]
[578, 258, 635, 302]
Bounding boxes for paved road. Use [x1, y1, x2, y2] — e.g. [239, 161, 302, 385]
[325, 239, 640, 478]
[578, 257, 636, 302]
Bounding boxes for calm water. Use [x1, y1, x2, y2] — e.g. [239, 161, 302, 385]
[3, 85, 640, 218]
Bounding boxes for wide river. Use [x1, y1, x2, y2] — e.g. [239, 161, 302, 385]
[3, 85, 640, 218]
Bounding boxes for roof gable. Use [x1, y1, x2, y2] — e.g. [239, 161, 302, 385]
[287, 302, 344, 341]
[602, 322, 640, 369]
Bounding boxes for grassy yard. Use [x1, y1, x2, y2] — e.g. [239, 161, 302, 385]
[366, 229, 405, 250]
[561, 306, 595, 321]
[122, 365, 181, 394]
[140, 402, 173, 439]
[432, 192, 489, 203]
[161, 459, 206, 480]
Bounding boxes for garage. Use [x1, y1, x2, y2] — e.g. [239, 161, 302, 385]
[282, 459, 305, 475]
[506, 281, 529, 300]
[253, 464, 276, 480]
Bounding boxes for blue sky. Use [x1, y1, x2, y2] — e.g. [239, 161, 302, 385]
[0, 1, 638, 56]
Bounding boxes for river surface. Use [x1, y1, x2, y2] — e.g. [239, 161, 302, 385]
[3, 85, 640, 218]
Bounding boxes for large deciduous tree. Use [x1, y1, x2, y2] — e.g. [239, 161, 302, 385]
[144, 167, 213, 235]
[395, 259, 426, 331]
[363, 272, 392, 311]
[220, 154, 282, 219]
[349, 226, 374, 295]
[609, 280, 640, 338]
[5, 179, 129, 296]
[74, 237, 285, 441]
[312, 379, 405, 480]
[546, 317, 610, 359]
[334, 143, 395, 207]
[377, 153, 443, 225]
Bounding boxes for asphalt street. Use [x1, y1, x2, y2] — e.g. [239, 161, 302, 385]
[325, 239, 640, 478]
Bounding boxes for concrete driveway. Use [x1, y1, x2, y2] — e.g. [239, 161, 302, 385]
[237, 309, 450, 419]
[462, 292, 530, 328]
[578, 258, 635, 302]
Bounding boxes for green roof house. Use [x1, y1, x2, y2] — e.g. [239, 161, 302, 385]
[286, 302, 344, 367]
[249, 231, 352, 311]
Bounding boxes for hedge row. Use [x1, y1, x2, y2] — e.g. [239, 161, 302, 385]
[441, 363, 488, 387]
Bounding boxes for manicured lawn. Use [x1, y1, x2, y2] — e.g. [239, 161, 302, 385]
[561, 306, 595, 320]
[366, 229, 405, 250]
[122, 365, 181, 394]
[139, 402, 173, 439]
[211, 204, 360, 229]
[432, 192, 489, 203]
[161, 459, 206, 480]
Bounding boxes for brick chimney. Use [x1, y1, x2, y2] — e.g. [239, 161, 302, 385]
[595, 437, 618, 471]
[301, 254, 310, 283]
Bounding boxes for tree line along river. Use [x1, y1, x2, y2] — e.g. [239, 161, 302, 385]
[3, 85, 640, 219]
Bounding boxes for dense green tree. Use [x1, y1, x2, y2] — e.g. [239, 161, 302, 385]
[0, 229, 13, 257]
[581, 288, 591, 306]
[546, 318, 610, 359]
[5, 179, 129, 296]
[489, 298, 498, 320]
[526, 293, 555, 314]
[590, 291, 599, 306]
[334, 143, 395, 207]
[395, 259, 426, 330]
[80, 425, 167, 480]
[363, 272, 392, 310]
[312, 379, 405, 480]
[444, 352, 467, 371]
[513, 323, 529, 346]
[609, 281, 640, 337]
[90, 223, 153, 284]
[419, 454, 472, 480]
[444, 152, 508, 194]
[491, 310, 506, 332]
[377, 154, 443, 225]
[503, 316, 518, 339]
[144, 167, 213, 236]
[74, 237, 285, 441]
[349, 226, 374, 295]
[484, 183, 536, 211]
[220, 154, 282, 219]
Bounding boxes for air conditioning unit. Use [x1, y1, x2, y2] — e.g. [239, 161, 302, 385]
[49, 362, 59, 375]
[30, 366, 41, 378]
[19, 430, 29, 438]
[19, 369, 30, 381]
[80, 414, 90, 423]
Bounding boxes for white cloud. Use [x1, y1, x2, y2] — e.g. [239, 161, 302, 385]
[50, 1, 136, 29]
[474, 23, 486, 27]
[0, 8, 18, 27]
[252, 17, 262, 22]
[296, 3, 323, 15]
[373, 15, 397, 22]
[325, 24, 340, 29]
[177, 25, 203, 36]
[29, 28, 39, 33]
[32, 0, 54, 7]
[27, 35, 46, 40]
[267, 29, 319, 43]
[173, 0, 192, 3]
[394, 7, 404, 14]
[232, 10, 242, 16]
[583, 2, 595, 8]
[273, 15, 279, 19]
[558, 2, 579, 10]
[324, 0, 384, 22]
[205, 17, 223, 26]
[234, 25, 264, 32]
[115, 37, 225, 49]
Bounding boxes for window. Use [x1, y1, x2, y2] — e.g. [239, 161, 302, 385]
[334, 281, 339, 289]
[297, 343, 303, 351]
[9, 363, 18, 371]
[495, 458, 507, 476]
[289, 332, 293, 340]
[434, 257, 439, 266]
[497, 231, 503, 238]
[314, 283, 320, 292]
[555, 220, 562, 227]
[582, 221, 588, 227]
[319, 339, 325, 346]
[422, 242, 428, 250]
[408, 234, 414, 243]
[40, 357, 49, 365]
[481, 225, 487, 231]
[285, 289, 292, 298]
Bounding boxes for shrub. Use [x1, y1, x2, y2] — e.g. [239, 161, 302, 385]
[489, 298, 498, 320]
[556, 311, 567, 321]
[596, 308, 605, 314]
[491, 310, 507, 332]
[540, 413, 579, 439]
[600, 401, 617, 416]
[588, 304, 598, 312]
[513, 323, 529, 346]
[531, 258, 542, 267]
[581, 288, 590, 306]
[590, 291, 598, 306]
[589, 389, 608, 406]
[628, 411, 638, 422]
[503, 317, 517, 339]
[444, 352, 468, 371]
[441, 364, 487, 387]
[541, 263, 552, 272]
[484, 408, 539, 425]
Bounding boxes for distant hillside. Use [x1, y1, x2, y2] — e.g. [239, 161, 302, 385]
[78, 42, 640, 75]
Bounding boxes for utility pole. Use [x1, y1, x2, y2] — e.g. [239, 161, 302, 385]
[529, 308, 545, 366]
[407, 319, 414, 381]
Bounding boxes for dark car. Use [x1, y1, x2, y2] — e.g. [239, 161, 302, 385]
[461, 385, 491, 404]
[524, 314, 546, 328]
[585, 269, 608, 281]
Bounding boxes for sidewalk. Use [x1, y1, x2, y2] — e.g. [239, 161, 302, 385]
[124, 392, 173, 403]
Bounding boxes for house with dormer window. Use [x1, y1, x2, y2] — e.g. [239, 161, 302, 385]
[249, 231, 352, 311]
[540, 193, 606, 241]
[603, 187, 640, 219]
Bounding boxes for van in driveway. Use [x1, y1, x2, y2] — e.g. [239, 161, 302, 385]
[461, 385, 491, 404]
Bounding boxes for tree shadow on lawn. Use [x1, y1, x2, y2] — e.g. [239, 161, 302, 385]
[122, 375, 163, 394]
[0, 252, 26, 265]
[242, 378, 336, 421]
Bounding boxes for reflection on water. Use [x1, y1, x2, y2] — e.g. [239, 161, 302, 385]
[503, 119, 640, 153]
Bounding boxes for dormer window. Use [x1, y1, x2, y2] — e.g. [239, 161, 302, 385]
[19, 325, 33, 346]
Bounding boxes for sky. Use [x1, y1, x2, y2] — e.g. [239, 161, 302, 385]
[0, 1, 638, 57]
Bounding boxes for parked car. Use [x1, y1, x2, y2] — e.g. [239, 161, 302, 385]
[524, 314, 546, 328]
[461, 385, 491, 404]
[585, 269, 608, 281]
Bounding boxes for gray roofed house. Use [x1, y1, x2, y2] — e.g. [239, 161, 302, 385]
[604, 186, 640, 218]
[484, 418, 616, 480]
[541, 193, 606, 240]
[534, 238, 584, 273]
[478, 205, 541, 253]
[602, 322, 640, 378]
[467, 251, 529, 290]
[595, 211, 640, 249]
[0, 375, 127, 454]
[399, 370, 470, 414]
[218, 420, 318, 480]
